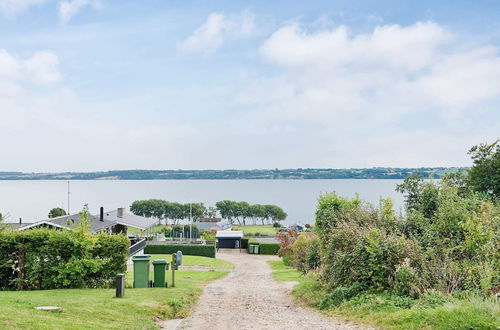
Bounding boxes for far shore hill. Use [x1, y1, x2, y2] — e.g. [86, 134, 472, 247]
[0, 168, 465, 180]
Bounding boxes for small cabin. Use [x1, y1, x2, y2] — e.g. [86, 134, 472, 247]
[216, 230, 244, 249]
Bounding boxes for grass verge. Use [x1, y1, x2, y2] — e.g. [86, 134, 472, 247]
[233, 225, 278, 236]
[0, 270, 227, 329]
[149, 254, 234, 269]
[267, 260, 301, 282]
[292, 273, 500, 330]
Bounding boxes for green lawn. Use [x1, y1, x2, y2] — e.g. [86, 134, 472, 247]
[0, 270, 227, 329]
[233, 225, 278, 236]
[149, 255, 234, 269]
[127, 224, 165, 235]
[267, 260, 301, 282]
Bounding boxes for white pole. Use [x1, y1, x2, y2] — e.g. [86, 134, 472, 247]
[189, 200, 192, 241]
[67, 181, 70, 215]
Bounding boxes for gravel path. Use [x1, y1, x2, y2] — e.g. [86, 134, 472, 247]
[162, 249, 364, 330]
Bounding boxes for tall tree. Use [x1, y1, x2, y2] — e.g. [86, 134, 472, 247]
[467, 140, 500, 199]
[216, 200, 236, 225]
[48, 207, 67, 218]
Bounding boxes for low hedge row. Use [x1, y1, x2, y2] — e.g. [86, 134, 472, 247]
[258, 242, 280, 255]
[0, 229, 129, 290]
[144, 244, 216, 258]
[247, 238, 279, 255]
[241, 238, 249, 249]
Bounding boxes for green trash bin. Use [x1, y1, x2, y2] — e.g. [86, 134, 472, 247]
[254, 244, 259, 254]
[152, 259, 167, 288]
[249, 244, 255, 254]
[132, 255, 150, 288]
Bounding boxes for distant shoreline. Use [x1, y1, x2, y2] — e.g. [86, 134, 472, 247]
[0, 167, 465, 180]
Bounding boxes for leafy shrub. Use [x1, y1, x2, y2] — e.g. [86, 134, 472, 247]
[144, 244, 215, 258]
[290, 233, 320, 273]
[415, 290, 451, 308]
[273, 222, 281, 228]
[393, 263, 420, 297]
[0, 229, 129, 290]
[200, 231, 216, 241]
[319, 283, 365, 309]
[160, 226, 172, 236]
[276, 228, 299, 258]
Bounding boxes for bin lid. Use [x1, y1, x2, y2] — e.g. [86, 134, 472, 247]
[132, 255, 150, 261]
[152, 258, 167, 265]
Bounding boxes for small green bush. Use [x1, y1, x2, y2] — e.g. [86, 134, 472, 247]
[144, 244, 216, 258]
[319, 283, 365, 309]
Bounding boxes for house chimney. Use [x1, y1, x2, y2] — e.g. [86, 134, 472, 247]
[100, 207, 104, 222]
[117, 207, 124, 218]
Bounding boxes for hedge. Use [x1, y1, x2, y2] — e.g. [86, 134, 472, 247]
[247, 238, 279, 255]
[0, 229, 129, 290]
[258, 242, 280, 255]
[144, 244, 216, 258]
[241, 238, 249, 249]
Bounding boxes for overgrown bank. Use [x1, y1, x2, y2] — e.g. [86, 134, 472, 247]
[277, 141, 500, 329]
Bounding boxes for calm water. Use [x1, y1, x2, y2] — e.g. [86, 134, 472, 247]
[0, 180, 405, 224]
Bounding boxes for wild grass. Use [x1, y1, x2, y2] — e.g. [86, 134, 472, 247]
[292, 273, 500, 330]
[267, 260, 302, 282]
[0, 270, 227, 329]
[127, 224, 165, 235]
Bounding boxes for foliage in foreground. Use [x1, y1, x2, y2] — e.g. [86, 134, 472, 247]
[292, 273, 499, 330]
[0, 228, 129, 290]
[277, 140, 500, 328]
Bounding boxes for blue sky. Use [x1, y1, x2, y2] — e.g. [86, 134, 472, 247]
[0, 0, 499, 171]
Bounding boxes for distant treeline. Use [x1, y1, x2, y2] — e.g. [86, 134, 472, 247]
[0, 167, 464, 180]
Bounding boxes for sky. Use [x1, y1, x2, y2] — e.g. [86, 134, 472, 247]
[0, 0, 499, 172]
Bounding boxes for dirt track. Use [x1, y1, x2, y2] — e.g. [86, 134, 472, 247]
[162, 249, 364, 330]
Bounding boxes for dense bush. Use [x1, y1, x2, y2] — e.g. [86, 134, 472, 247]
[144, 244, 216, 258]
[0, 229, 129, 290]
[290, 233, 320, 274]
[276, 228, 300, 259]
[313, 180, 499, 297]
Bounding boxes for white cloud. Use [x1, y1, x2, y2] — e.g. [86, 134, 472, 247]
[253, 21, 500, 123]
[24, 51, 62, 84]
[179, 10, 255, 53]
[58, 0, 101, 24]
[0, 49, 61, 87]
[0, 0, 47, 16]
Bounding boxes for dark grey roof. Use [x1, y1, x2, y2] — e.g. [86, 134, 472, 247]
[48, 214, 116, 232]
[15, 209, 156, 233]
[102, 210, 156, 230]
